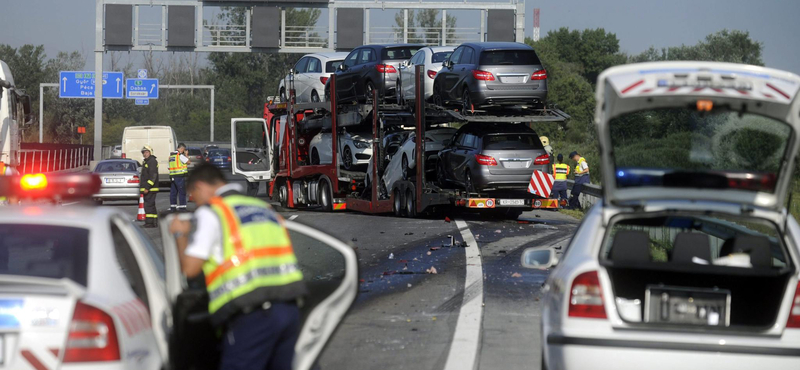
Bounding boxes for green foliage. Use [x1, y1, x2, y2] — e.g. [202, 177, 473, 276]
[393, 9, 457, 45]
[630, 29, 763, 65]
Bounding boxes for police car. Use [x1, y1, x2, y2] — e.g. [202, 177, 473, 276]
[0, 173, 357, 370]
[524, 62, 800, 369]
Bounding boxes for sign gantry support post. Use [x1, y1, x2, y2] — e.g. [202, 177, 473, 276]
[93, 0, 104, 162]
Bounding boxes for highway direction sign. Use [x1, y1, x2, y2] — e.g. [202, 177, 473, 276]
[126, 78, 159, 99]
[135, 99, 149, 105]
[59, 71, 124, 99]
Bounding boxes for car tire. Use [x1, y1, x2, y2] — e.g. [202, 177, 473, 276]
[365, 80, 376, 103]
[405, 189, 416, 218]
[433, 83, 443, 106]
[462, 88, 473, 115]
[311, 149, 320, 165]
[311, 90, 320, 102]
[401, 154, 409, 180]
[342, 146, 354, 170]
[465, 170, 476, 194]
[280, 87, 287, 103]
[436, 160, 448, 187]
[396, 79, 404, 105]
[325, 85, 331, 102]
[319, 180, 333, 212]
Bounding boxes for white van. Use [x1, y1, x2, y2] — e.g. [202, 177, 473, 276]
[121, 126, 177, 178]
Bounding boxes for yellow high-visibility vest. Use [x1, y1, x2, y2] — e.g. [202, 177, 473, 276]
[168, 154, 188, 176]
[552, 163, 570, 181]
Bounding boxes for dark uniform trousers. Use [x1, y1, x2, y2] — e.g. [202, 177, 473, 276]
[219, 302, 301, 370]
[144, 191, 158, 226]
[569, 175, 590, 209]
[551, 180, 568, 201]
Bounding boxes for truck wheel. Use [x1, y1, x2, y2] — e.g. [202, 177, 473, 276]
[279, 182, 289, 208]
[319, 180, 333, 212]
[405, 189, 416, 218]
[393, 189, 404, 217]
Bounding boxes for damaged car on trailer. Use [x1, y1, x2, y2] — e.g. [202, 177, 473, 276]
[523, 61, 800, 370]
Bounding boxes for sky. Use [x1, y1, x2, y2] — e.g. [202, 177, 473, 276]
[1, 0, 799, 76]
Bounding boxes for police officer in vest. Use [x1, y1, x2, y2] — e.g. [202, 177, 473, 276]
[169, 162, 307, 370]
[569, 151, 590, 209]
[140, 146, 160, 228]
[169, 143, 191, 212]
[551, 154, 570, 204]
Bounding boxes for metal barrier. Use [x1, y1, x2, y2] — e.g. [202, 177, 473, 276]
[284, 26, 328, 48]
[18, 147, 93, 174]
[368, 26, 481, 45]
[566, 179, 603, 210]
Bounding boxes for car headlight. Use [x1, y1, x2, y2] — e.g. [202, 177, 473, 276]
[353, 140, 370, 149]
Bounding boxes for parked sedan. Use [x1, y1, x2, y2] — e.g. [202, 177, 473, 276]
[92, 158, 141, 203]
[527, 61, 800, 370]
[397, 46, 455, 103]
[326, 44, 423, 103]
[433, 42, 548, 112]
[309, 131, 373, 170]
[365, 130, 413, 195]
[206, 148, 232, 170]
[385, 128, 457, 190]
[437, 123, 550, 193]
[279, 52, 348, 103]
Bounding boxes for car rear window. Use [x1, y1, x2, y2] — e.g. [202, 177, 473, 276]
[0, 225, 89, 285]
[432, 52, 452, 64]
[479, 50, 541, 65]
[483, 134, 544, 150]
[382, 47, 420, 60]
[209, 149, 231, 156]
[326, 60, 343, 73]
[95, 162, 137, 172]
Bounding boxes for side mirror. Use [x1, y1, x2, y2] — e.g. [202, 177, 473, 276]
[17, 94, 35, 125]
[521, 247, 558, 269]
[338, 64, 347, 72]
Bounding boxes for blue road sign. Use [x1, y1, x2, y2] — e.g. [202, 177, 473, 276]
[126, 79, 159, 99]
[59, 71, 124, 99]
[137, 69, 148, 79]
[135, 99, 149, 106]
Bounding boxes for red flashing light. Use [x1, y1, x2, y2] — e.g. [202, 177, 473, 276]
[475, 154, 497, 166]
[427, 70, 438, 79]
[376, 64, 397, 73]
[472, 70, 495, 81]
[20, 174, 48, 191]
[568, 271, 607, 319]
[63, 301, 121, 363]
[534, 154, 550, 165]
[531, 70, 548, 81]
[320, 76, 329, 85]
[8, 173, 101, 201]
[121, 153, 126, 158]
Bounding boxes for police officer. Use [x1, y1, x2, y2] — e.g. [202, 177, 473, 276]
[169, 143, 190, 212]
[139, 145, 160, 228]
[551, 154, 570, 205]
[169, 162, 306, 370]
[568, 151, 590, 210]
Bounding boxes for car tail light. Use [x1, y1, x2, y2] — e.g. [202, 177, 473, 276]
[568, 271, 607, 319]
[787, 282, 800, 328]
[128, 175, 139, 184]
[121, 153, 126, 158]
[376, 64, 397, 73]
[320, 76, 329, 85]
[427, 70, 437, 79]
[227, 156, 232, 161]
[534, 154, 550, 165]
[63, 301, 120, 363]
[531, 69, 548, 80]
[475, 154, 497, 166]
[472, 70, 495, 81]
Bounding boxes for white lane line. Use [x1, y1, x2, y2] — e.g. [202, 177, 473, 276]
[61, 201, 80, 206]
[288, 215, 298, 221]
[444, 219, 484, 370]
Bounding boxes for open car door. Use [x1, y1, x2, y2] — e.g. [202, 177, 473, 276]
[161, 214, 358, 370]
[231, 118, 273, 182]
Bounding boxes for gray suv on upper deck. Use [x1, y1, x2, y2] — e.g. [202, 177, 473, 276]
[433, 42, 548, 111]
[326, 44, 423, 103]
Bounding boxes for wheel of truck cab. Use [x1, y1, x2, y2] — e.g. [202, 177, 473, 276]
[401, 155, 409, 180]
[319, 180, 333, 212]
[311, 90, 320, 102]
[311, 149, 320, 165]
[279, 182, 289, 208]
[393, 189, 404, 217]
[405, 189, 416, 218]
[342, 146, 354, 170]
[461, 88, 473, 115]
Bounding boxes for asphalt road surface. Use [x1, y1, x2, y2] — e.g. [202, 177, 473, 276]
[104, 171, 579, 370]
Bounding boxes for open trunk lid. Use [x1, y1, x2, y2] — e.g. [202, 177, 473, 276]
[595, 62, 800, 211]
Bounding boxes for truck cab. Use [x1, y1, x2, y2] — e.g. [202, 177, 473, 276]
[0, 60, 35, 172]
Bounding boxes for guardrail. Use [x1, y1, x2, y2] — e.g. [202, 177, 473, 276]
[566, 179, 602, 210]
[16, 144, 101, 174]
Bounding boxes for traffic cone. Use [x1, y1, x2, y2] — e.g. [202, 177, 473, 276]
[137, 194, 146, 221]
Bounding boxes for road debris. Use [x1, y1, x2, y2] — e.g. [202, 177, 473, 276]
[511, 272, 522, 278]
[389, 253, 395, 259]
[430, 246, 441, 251]
[426, 266, 438, 274]
[426, 251, 432, 256]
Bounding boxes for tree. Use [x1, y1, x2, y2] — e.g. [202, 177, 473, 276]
[532, 28, 626, 85]
[630, 29, 763, 65]
[393, 9, 457, 45]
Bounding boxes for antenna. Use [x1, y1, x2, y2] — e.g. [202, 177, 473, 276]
[533, 8, 540, 41]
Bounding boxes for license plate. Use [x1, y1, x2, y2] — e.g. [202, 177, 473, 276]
[499, 199, 525, 206]
[105, 178, 124, 183]
[500, 76, 525, 84]
[644, 286, 730, 326]
[215, 159, 223, 162]
[502, 161, 528, 169]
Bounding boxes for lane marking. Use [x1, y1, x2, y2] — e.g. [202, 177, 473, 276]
[444, 220, 484, 370]
[288, 215, 298, 221]
[61, 201, 80, 206]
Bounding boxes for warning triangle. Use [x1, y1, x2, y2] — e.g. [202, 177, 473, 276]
[469, 200, 476, 207]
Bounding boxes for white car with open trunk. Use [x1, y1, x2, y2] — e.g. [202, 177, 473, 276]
[524, 61, 800, 370]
